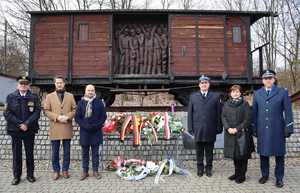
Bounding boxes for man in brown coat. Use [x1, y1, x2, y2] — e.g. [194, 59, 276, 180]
[44, 77, 76, 180]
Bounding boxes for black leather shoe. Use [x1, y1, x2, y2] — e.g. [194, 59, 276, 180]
[276, 180, 284, 188]
[11, 178, 20, 185]
[27, 176, 36, 183]
[258, 176, 269, 184]
[205, 169, 212, 177]
[197, 170, 204, 177]
[235, 176, 246, 184]
[228, 174, 236, 181]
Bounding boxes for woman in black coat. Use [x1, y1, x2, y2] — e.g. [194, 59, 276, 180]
[221, 85, 255, 183]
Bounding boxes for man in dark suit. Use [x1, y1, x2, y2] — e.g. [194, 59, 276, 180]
[4, 76, 41, 185]
[252, 69, 293, 188]
[188, 75, 223, 177]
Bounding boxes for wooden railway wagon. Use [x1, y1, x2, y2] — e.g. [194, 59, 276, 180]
[28, 9, 275, 106]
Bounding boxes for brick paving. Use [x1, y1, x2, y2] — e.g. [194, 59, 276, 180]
[0, 158, 300, 193]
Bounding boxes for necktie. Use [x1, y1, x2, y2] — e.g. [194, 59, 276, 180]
[202, 92, 206, 98]
[267, 90, 270, 96]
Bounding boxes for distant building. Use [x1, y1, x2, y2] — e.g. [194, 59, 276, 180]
[0, 73, 17, 105]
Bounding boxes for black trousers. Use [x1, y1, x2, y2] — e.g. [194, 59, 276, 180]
[11, 134, 35, 179]
[195, 141, 214, 171]
[234, 157, 248, 178]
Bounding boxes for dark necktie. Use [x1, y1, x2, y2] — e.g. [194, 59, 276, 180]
[267, 90, 270, 96]
[202, 93, 206, 98]
[57, 92, 65, 103]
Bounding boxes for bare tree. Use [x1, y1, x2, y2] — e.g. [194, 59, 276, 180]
[242, 0, 279, 71]
[161, 0, 174, 9]
[275, 0, 300, 91]
[223, 0, 252, 11]
[0, 37, 28, 76]
[58, 0, 69, 10]
[108, 0, 133, 9]
[75, 0, 101, 10]
[0, 0, 73, 75]
[180, 0, 194, 9]
[0, 0, 71, 49]
[143, 0, 151, 9]
[96, 0, 106, 9]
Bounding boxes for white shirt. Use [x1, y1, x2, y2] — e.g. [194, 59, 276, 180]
[19, 91, 27, 97]
[265, 88, 271, 94]
[201, 91, 207, 97]
[265, 88, 271, 92]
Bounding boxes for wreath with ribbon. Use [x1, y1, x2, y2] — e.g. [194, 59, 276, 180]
[102, 112, 183, 146]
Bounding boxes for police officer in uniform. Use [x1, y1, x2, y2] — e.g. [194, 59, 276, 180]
[252, 70, 293, 188]
[188, 75, 223, 177]
[4, 76, 41, 185]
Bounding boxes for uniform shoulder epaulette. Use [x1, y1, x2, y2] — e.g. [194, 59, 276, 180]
[278, 87, 288, 92]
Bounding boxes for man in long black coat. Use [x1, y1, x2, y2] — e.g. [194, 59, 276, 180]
[4, 76, 41, 185]
[188, 75, 223, 177]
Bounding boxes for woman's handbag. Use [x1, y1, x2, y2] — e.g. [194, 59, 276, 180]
[182, 130, 195, 149]
[237, 130, 249, 156]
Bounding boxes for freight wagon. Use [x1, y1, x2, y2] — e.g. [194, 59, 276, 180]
[28, 9, 275, 106]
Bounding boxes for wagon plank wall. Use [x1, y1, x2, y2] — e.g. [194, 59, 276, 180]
[170, 15, 197, 76]
[33, 16, 69, 76]
[198, 16, 225, 75]
[170, 15, 226, 76]
[72, 15, 110, 76]
[170, 15, 249, 77]
[226, 16, 248, 76]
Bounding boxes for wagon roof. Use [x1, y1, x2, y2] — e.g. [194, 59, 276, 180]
[28, 9, 277, 25]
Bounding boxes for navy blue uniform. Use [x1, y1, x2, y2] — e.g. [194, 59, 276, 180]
[188, 91, 222, 173]
[188, 91, 223, 142]
[252, 85, 293, 181]
[4, 90, 41, 179]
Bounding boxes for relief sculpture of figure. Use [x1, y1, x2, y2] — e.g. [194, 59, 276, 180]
[154, 27, 163, 74]
[136, 26, 145, 73]
[153, 34, 161, 74]
[160, 25, 168, 74]
[115, 22, 168, 75]
[114, 26, 121, 74]
[129, 28, 139, 74]
[119, 28, 130, 74]
[144, 25, 156, 74]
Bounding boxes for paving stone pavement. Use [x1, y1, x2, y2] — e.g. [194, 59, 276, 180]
[0, 158, 300, 193]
